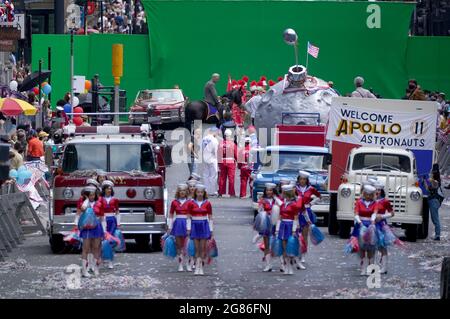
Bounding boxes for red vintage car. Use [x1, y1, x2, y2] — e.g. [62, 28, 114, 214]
[128, 89, 186, 125]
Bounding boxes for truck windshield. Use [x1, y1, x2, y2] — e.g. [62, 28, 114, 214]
[62, 143, 155, 173]
[352, 153, 411, 173]
[261, 152, 326, 171]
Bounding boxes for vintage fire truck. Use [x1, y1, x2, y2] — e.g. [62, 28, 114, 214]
[48, 125, 168, 253]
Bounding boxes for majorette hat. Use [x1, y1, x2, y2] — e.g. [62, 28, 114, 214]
[277, 76, 284, 82]
[231, 80, 238, 89]
[279, 177, 292, 185]
[268, 80, 276, 87]
[281, 184, 294, 192]
[187, 180, 198, 187]
[83, 185, 98, 193]
[195, 184, 206, 191]
[257, 81, 265, 91]
[86, 178, 100, 188]
[177, 183, 188, 191]
[265, 182, 277, 190]
[363, 184, 376, 194]
[298, 170, 310, 179]
[250, 81, 258, 92]
[260, 76, 267, 87]
[374, 181, 385, 190]
[101, 180, 114, 188]
[237, 79, 245, 88]
[242, 75, 249, 86]
[189, 172, 201, 181]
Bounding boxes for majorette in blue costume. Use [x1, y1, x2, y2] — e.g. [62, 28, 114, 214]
[75, 185, 106, 278]
[374, 181, 396, 274]
[100, 180, 120, 269]
[187, 184, 213, 276]
[255, 182, 279, 272]
[295, 170, 321, 268]
[275, 184, 302, 275]
[351, 184, 378, 276]
[168, 183, 192, 272]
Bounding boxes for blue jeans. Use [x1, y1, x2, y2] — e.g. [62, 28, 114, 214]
[428, 198, 441, 238]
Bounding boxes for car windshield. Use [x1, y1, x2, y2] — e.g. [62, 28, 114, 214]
[352, 153, 411, 173]
[62, 143, 155, 173]
[137, 90, 183, 102]
[260, 151, 326, 171]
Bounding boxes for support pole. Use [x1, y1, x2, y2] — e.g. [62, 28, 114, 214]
[38, 59, 42, 129]
[100, 1, 104, 34]
[70, 30, 74, 121]
[112, 44, 123, 126]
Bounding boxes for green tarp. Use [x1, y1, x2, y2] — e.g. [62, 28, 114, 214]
[31, 1, 450, 110]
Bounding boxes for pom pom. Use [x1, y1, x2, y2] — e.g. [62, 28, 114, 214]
[237, 79, 245, 86]
[344, 236, 359, 254]
[278, 76, 283, 81]
[299, 234, 307, 254]
[78, 208, 98, 230]
[254, 210, 271, 233]
[162, 235, 177, 258]
[250, 80, 257, 86]
[260, 75, 267, 81]
[309, 224, 325, 245]
[242, 75, 249, 83]
[102, 240, 114, 261]
[207, 238, 218, 258]
[268, 80, 276, 86]
[286, 235, 299, 257]
[270, 236, 283, 257]
[185, 238, 196, 257]
[113, 229, 126, 252]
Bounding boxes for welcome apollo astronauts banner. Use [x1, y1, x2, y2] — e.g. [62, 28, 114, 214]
[326, 101, 437, 151]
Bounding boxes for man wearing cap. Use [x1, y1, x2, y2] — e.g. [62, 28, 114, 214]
[202, 127, 220, 196]
[238, 137, 253, 198]
[217, 129, 238, 197]
[351, 76, 376, 99]
[204, 73, 221, 108]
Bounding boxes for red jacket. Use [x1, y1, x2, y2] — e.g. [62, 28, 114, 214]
[354, 199, 378, 218]
[237, 144, 252, 169]
[279, 198, 302, 220]
[77, 196, 104, 217]
[376, 198, 393, 215]
[258, 197, 276, 214]
[100, 197, 119, 214]
[295, 185, 321, 206]
[169, 199, 191, 216]
[218, 140, 237, 164]
[188, 200, 212, 217]
[27, 137, 44, 157]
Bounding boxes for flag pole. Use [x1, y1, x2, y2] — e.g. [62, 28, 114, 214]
[306, 41, 309, 71]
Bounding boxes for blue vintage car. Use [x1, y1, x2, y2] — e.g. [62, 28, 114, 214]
[251, 145, 331, 223]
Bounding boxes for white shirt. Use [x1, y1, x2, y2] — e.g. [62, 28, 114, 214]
[245, 95, 262, 118]
[202, 134, 219, 165]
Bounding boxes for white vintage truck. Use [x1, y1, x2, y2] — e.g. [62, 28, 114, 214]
[326, 97, 439, 241]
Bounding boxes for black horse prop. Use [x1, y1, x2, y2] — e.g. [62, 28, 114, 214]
[184, 88, 243, 133]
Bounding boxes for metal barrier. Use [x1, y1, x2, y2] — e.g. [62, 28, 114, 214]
[0, 186, 46, 261]
[437, 131, 449, 176]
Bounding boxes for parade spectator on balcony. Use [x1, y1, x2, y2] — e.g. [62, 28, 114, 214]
[351, 76, 377, 98]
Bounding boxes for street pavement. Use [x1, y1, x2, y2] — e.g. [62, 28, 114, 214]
[0, 130, 449, 299]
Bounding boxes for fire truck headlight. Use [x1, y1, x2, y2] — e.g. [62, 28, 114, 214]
[63, 188, 74, 199]
[144, 187, 155, 200]
[340, 187, 351, 198]
[410, 191, 421, 201]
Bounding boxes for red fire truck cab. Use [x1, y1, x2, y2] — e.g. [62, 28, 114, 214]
[49, 125, 168, 253]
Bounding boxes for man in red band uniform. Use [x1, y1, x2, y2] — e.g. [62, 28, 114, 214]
[238, 137, 253, 198]
[218, 129, 237, 197]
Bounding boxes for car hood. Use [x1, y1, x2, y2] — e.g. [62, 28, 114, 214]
[254, 169, 328, 191]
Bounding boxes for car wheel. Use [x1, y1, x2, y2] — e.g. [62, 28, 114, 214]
[328, 194, 339, 235]
[405, 224, 418, 242]
[418, 198, 429, 239]
[338, 221, 352, 239]
[441, 257, 450, 299]
[135, 234, 150, 249]
[151, 234, 162, 251]
[49, 234, 66, 254]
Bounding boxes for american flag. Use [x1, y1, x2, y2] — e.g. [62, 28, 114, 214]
[307, 42, 319, 58]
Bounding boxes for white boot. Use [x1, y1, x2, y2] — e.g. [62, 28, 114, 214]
[380, 255, 388, 274]
[106, 260, 114, 269]
[186, 257, 194, 272]
[295, 256, 306, 270]
[289, 258, 295, 275]
[263, 254, 272, 272]
[360, 258, 368, 276]
[301, 253, 306, 263]
[198, 259, 205, 275]
[92, 259, 100, 277]
[81, 259, 91, 278]
[283, 258, 290, 275]
[87, 253, 95, 273]
[280, 256, 286, 273]
[178, 254, 184, 272]
[367, 257, 375, 276]
[194, 258, 201, 275]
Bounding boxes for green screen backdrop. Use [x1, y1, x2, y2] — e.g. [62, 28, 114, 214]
[32, 1, 450, 110]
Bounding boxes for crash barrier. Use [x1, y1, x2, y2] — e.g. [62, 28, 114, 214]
[436, 131, 449, 176]
[0, 187, 46, 261]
